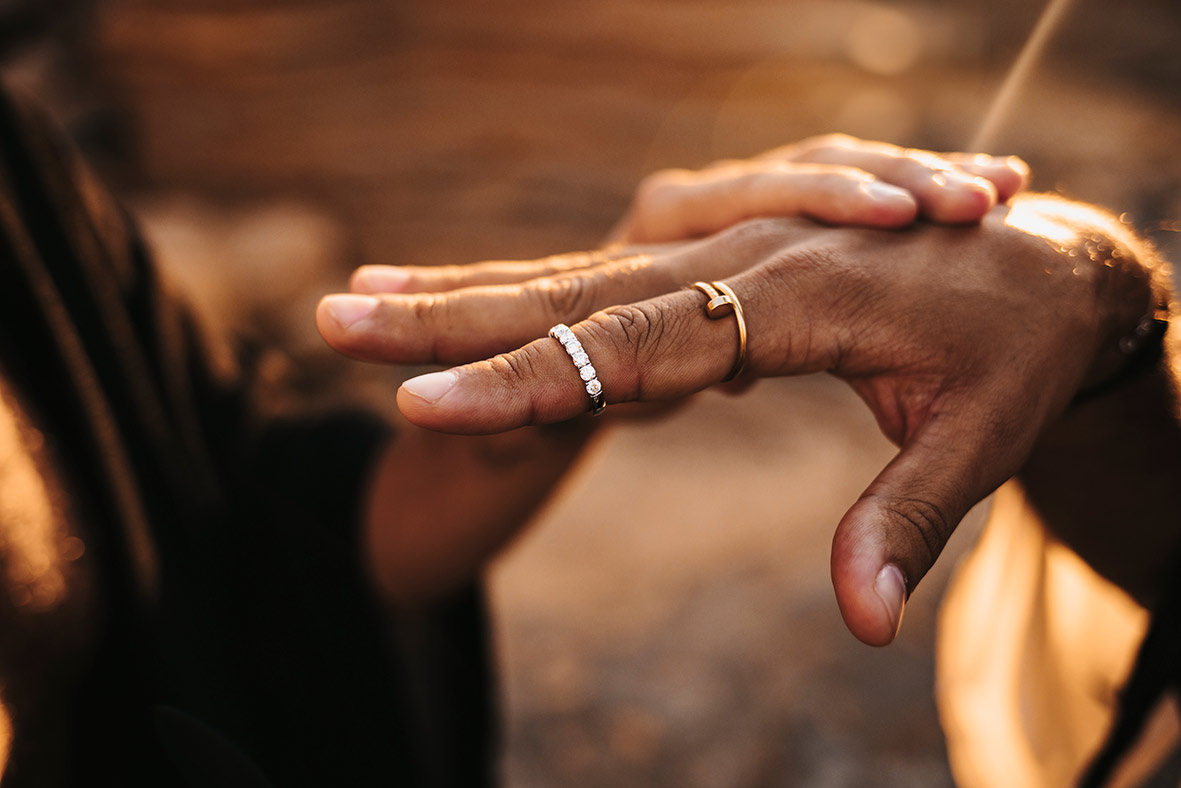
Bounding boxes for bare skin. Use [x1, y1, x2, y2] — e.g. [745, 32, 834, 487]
[321, 195, 1176, 648]
[353, 137, 1031, 614]
[0, 134, 1025, 782]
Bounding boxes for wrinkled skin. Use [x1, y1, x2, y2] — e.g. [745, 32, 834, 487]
[322, 192, 1170, 646]
[351, 136, 1034, 617]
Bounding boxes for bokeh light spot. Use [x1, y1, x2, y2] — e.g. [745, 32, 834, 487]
[845, 5, 922, 76]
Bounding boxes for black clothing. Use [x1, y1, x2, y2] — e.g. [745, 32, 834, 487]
[0, 86, 494, 787]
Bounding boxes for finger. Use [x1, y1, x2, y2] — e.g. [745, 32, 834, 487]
[943, 153, 1031, 201]
[764, 135, 1030, 192]
[623, 163, 918, 243]
[350, 250, 620, 295]
[784, 141, 999, 224]
[320, 218, 826, 365]
[392, 295, 718, 434]
[322, 254, 668, 364]
[394, 270, 830, 433]
[829, 406, 1026, 646]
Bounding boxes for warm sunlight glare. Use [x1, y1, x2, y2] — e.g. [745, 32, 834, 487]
[0, 386, 70, 612]
[0, 698, 10, 781]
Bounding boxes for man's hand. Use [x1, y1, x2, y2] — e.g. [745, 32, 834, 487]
[318, 196, 1156, 645]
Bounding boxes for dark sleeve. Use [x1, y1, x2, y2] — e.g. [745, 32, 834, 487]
[0, 78, 390, 566]
[0, 81, 494, 788]
[1078, 555, 1181, 787]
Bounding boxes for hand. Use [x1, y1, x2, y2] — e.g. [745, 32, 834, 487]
[607, 134, 1029, 244]
[364, 421, 595, 604]
[316, 196, 1154, 645]
[345, 134, 1033, 601]
[343, 136, 1030, 297]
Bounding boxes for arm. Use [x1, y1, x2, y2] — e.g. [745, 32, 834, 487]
[1019, 320, 1181, 609]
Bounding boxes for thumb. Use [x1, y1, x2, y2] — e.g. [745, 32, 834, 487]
[830, 412, 1019, 646]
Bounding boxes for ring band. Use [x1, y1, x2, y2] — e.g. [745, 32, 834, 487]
[549, 324, 607, 416]
[690, 281, 748, 381]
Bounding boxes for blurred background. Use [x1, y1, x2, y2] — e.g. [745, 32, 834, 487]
[2, 0, 1178, 785]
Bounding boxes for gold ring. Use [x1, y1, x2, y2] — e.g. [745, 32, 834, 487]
[690, 280, 747, 381]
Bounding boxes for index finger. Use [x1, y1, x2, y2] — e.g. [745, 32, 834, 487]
[394, 270, 831, 433]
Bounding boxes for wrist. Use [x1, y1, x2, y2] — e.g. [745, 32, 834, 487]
[1075, 298, 1169, 404]
[1074, 229, 1172, 400]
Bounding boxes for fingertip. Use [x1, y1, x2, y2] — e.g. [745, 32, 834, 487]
[396, 373, 463, 431]
[925, 172, 997, 224]
[957, 156, 1030, 201]
[965, 176, 1000, 215]
[397, 364, 538, 435]
[317, 293, 379, 341]
[831, 508, 907, 647]
[402, 370, 458, 404]
[997, 156, 1032, 200]
[833, 560, 905, 647]
[351, 265, 411, 294]
[873, 564, 907, 641]
[861, 181, 920, 227]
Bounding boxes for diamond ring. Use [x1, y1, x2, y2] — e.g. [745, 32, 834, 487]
[549, 323, 607, 415]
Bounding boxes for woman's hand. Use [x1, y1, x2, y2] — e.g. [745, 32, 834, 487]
[345, 136, 1029, 297]
[317, 196, 1156, 645]
[607, 134, 1029, 244]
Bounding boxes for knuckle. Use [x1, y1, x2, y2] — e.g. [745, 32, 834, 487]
[529, 273, 598, 322]
[754, 242, 866, 368]
[802, 132, 855, 152]
[491, 345, 540, 385]
[599, 302, 665, 357]
[587, 302, 668, 397]
[764, 241, 848, 283]
[484, 349, 544, 424]
[893, 154, 944, 183]
[793, 133, 857, 162]
[635, 168, 689, 207]
[409, 292, 443, 325]
[740, 169, 779, 199]
[884, 495, 952, 567]
[816, 167, 870, 194]
[407, 293, 449, 358]
[711, 215, 796, 252]
[348, 266, 374, 290]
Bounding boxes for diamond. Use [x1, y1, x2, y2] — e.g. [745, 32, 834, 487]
[549, 324, 571, 340]
[579, 365, 596, 381]
[571, 351, 589, 367]
[564, 340, 583, 354]
[585, 379, 602, 396]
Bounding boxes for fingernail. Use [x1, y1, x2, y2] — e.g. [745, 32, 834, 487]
[324, 295, 378, 328]
[864, 181, 913, 203]
[1003, 155, 1030, 177]
[968, 175, 999, 195]
[357, 268, 411, 293]
[874, 564, 907, 638]
[937, 169, 987, 191]
[401, 371, 457, 404]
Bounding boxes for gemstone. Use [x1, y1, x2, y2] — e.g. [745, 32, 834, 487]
[585, 379, 602, 396]
[579, 365, 596, 381]
[564, 340, 583, 354]
[549, 324, 570, 339]
[572, 351, 589, 367]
